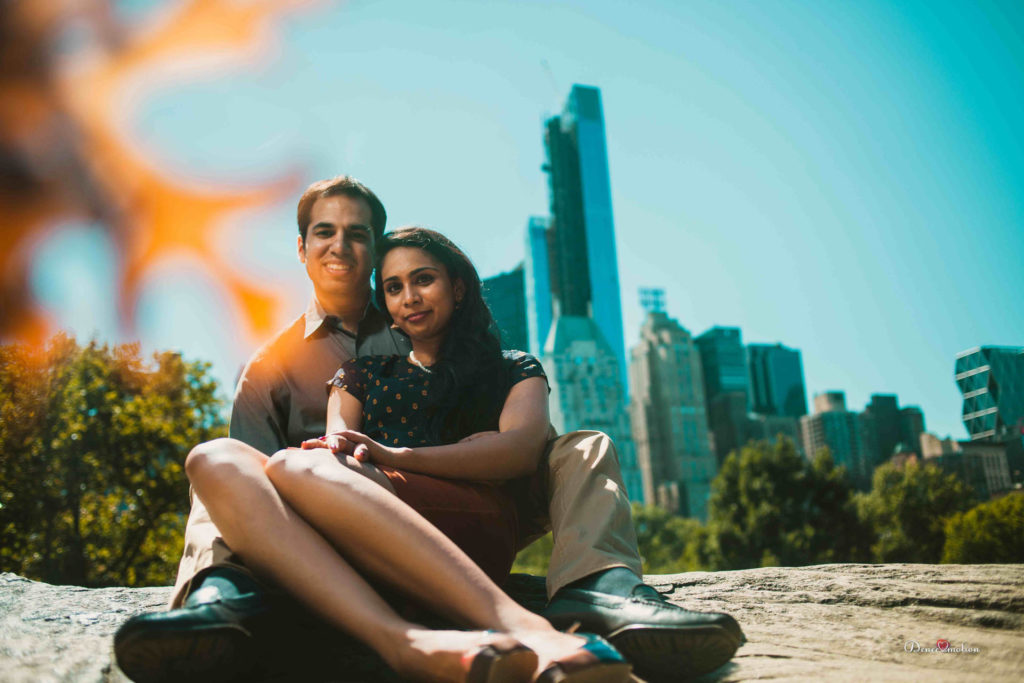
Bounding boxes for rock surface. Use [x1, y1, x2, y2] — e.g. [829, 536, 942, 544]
[2, 564, 1022, 682]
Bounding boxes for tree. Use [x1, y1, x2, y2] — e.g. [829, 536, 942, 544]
[511, 505, 714, 577]
[632, 503, 711, 573]
[706, 437, 868, 569]
[0, 334, 226, 586]
[511, 532, 553, 576]
[856, 461, 973, 563]
[942, 492, 1024, 563]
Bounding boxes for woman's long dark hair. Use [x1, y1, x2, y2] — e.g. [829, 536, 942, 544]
[374, 227, 506, 444]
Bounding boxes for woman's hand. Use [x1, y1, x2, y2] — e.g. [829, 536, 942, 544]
[301, 432, 356, 456]
[337, 430, 413, 466]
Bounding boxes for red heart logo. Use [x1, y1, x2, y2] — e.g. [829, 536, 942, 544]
[937, 639, 950, 651]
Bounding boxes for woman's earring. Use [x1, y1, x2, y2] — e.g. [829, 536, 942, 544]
[390, 322, 400, 329]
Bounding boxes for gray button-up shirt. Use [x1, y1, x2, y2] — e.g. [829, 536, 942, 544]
[228, 296, 411, 454]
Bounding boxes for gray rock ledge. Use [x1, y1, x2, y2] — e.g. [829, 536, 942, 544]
[2, 564, 1022, 682]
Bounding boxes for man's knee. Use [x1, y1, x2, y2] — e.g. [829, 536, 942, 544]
[548, 430, 621, 474]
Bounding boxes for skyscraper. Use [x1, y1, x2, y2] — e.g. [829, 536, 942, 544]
[860, 394, 928, 463]
[695, 327, 749, 404]
[747, 343, 808, 418]
[545, 316, 642, 502]
[539, 84, 627, 390]
[955, 346, 1024, 441]
[899, 406, 926, 454]
[481, 265, 528, 352]
[696, 327, 749, 464]
[864, 394, 901, 463]
[629, 309, 715, 519]
[800, 391, 879, 489]
[523, 216, 553, 356]
[529, 84, 639, 499]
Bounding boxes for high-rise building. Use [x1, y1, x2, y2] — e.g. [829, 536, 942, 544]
[800, 391, 879, 488]
[540, 84, 627, 391]
[695, 327, 749, 404]
[696, 327, 749, 463]
[544, 315, 642, 503]
[899, 406, 926, 454]
[706, 392, 749, 467]
[864, 394, 901, 463]
[920, 433, 1013, 500]
[747, 343, 808, 418]
[629, 310, 715, 519]
[481, 265, 529, 352]
[746, 413, 803, 455]
[523, 216, 553, 356]
[955, 346, 1024, 441]
[859, 394, 928, 464]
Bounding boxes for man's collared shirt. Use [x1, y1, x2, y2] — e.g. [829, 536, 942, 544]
[229, 294, 411, 454]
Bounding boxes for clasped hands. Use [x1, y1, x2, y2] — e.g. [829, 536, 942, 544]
[299, 429, 501, 465]
[300, 430, 406, 464]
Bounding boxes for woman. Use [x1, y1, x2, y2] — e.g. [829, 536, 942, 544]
[184, 228, 630, 682]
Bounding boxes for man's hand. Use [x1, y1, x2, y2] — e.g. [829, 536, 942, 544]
[336, 429, 413, 465]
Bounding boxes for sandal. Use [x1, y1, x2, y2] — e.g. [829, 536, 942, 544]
[463, 639, 538, 683]
[535, 633, 632, 683]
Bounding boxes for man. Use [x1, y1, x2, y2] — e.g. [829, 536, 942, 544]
[115, 176, 743, 683]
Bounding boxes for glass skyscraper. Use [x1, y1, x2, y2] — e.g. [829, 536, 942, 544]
[800, 392, 879, 489]
[629, 311, 715, 519]
[955, 346, 1024, 441]
[538, 84, 627, 391]
[523, 216, 553, 356]
[545, 315, 643, 503]
[481, 265, 528, 352]
[695, 327, 749, 405]
[747, 343, 808, 418]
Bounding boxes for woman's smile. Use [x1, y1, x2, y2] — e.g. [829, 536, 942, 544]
[404, 310, 431, 324]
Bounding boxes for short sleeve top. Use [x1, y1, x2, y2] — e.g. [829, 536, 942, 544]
[328, 351, 546, 448]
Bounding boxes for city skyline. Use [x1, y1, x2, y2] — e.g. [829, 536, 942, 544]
[19, 0, 1023, 444]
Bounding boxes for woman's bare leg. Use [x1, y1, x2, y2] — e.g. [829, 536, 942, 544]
[264, 448, 551, 633]
[184, 438, 532, 680]
[264, 449, 613, 675]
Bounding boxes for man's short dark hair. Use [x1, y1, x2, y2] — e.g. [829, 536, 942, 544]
[296, 175, 386, 243]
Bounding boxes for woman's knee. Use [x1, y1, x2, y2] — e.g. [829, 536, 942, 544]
[266, 449, 364, 494]
[185, 437, 264, 485]
[266, 449, 328, 484]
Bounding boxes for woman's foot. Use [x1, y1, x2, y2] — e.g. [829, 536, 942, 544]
[388, 628, 538, 683]
[513, 631, 632, 683]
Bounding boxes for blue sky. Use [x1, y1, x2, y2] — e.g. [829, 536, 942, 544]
[34, 0, 1024, 440]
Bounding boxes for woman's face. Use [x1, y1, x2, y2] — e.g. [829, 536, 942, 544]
[380, 246, 464, 346]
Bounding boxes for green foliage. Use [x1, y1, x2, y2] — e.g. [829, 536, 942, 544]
[856, 461, 973, 563]
[707, 437, 868, 569]
[632, 503, 710, 573]
[0, 334, 226, 586]
[511, 532, 553, 575]
[942, 493, 1024, 563]
[511, 506, 713, 577]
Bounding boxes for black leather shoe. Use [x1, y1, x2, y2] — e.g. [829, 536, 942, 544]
[542, 588, 744, 682]
[113, 585, 272, 683]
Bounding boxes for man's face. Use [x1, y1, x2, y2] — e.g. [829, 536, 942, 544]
[298, 194, 375, 311]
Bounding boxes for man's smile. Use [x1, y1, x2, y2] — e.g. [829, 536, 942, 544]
[323, 260, 355, 274]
